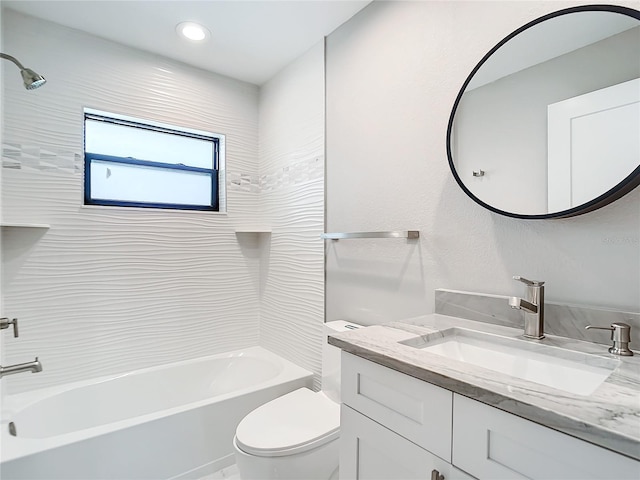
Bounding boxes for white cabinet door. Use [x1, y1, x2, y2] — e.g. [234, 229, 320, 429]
[453, 394, 640, 480]
[340, 404, 474, 480]
[341, 352, 453, 462]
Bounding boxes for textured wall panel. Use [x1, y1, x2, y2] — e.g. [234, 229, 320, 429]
[258, 43, 325, 389]
[260, 176, 325, 389]
[1, 10, 261, 394]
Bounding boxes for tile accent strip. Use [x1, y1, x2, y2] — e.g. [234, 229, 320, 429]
[4, 143, 322, 193]
[3, 143, 82, 174]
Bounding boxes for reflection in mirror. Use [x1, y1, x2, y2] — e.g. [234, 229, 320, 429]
[448, 6, 640, 218]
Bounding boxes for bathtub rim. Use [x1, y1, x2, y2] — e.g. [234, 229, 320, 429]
[0, 346, 313, 463]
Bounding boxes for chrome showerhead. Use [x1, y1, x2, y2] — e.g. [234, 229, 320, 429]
[20, 67, 47, 90]
[1, 52, 47, 90]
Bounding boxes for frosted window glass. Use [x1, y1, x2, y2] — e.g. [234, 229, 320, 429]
[85, 119, 214, 169]
[90, 160, 212, 206]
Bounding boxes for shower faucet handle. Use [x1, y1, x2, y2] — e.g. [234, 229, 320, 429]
[0, 318, 19, 337]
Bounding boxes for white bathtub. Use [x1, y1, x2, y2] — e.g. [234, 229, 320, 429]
[0, 346, 313, 479]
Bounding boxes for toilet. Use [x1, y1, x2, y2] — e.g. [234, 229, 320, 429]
[233, 320, 361, 480]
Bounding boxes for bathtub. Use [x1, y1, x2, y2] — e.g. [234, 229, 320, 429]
[0, 346, 313, 480]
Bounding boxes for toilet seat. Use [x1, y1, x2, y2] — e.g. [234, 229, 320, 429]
[235, 388, 340, 458]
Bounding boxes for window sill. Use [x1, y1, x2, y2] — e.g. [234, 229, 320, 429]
[79, 204, 228, 215]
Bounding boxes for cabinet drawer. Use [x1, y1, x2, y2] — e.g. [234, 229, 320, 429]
[341, 352, 452, 461]
[340, 405, 474, 480]
[453, 394, 640, 480]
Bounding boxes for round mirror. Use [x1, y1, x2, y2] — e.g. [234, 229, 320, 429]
[447, 5, 640, 219]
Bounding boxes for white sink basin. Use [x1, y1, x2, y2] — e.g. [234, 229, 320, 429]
[400, 328, 617, 396]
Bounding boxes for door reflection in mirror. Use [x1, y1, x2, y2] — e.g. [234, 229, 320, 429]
[548, 78, 639, 211]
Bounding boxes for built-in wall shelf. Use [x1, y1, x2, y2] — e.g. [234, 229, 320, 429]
[1, 223, 50, 229]
[234, 227, 272, 234]
[234, 227, 272, 246]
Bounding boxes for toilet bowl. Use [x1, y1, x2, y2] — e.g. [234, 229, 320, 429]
[233, 320, 362, 480]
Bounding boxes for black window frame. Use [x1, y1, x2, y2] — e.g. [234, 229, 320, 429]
[84, 111, 220, 212]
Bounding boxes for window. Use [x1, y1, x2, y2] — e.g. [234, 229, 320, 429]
[84, 109, 223, 211]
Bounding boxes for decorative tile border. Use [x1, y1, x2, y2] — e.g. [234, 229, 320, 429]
[260, 156, 323, 191]
[3, 143, 323, 193]
[2, 143, 82, 174]
[227, 172, 261, 193]
[435, 288, 640, 348]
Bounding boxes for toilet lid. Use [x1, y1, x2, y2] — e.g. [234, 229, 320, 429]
[235, 388, 340, 457]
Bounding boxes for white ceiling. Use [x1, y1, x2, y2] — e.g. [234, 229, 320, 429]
[2, 0, 371, 85]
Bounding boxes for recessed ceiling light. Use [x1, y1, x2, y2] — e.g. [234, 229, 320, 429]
[176, 21, 210, 42]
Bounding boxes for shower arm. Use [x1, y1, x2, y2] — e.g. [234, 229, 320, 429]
[0, 53, 27, 70]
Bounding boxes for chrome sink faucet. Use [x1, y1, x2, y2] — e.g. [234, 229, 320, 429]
[509, 276, 545, 339]
[0, 357, 42, 379]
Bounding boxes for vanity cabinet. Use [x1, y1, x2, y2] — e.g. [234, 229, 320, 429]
[340, 352, 473, 480]
[341, 405, 473, 480]
[339, 352, 640, 480]
[453, 394, 640, 480]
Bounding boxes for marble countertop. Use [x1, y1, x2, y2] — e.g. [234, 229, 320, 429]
[328, 314, 640, 461]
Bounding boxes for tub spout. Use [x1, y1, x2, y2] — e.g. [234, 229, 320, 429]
[0, 357, 42, 379]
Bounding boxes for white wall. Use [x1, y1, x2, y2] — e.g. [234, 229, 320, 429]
[325, 0, 640, 326]
[1, 10, 261, 393]
[258, 42, 325, 389]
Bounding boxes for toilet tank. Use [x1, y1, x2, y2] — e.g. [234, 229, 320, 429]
[322, 320, 362, 403]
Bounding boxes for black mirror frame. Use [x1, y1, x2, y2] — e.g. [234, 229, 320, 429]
[446, 4, 640, 219]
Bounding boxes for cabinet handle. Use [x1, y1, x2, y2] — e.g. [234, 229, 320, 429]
[431, 469, 445, 480]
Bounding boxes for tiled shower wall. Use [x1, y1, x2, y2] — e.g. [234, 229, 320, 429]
[258, 43, 325, 389]
[1, 10, 324, 393]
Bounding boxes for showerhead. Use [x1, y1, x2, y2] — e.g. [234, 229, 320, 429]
[1, 53, 46, 90]
[20, 67, 47, 90]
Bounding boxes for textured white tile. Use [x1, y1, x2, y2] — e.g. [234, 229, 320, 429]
[258, 43, 325, 389]
[2, 11, 326, 397]
[1, 11, 260, 394]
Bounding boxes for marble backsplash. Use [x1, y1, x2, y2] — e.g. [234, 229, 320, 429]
[435, 289, 640, 350]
